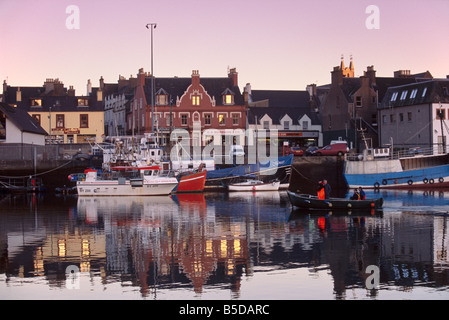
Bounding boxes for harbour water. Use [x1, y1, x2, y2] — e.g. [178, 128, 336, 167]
[0, 189, 448, 300]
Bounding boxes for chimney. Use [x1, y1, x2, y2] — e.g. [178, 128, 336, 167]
[87, 79, 92, 95]
[306, 84, 317, 97]
[97, 88, 103, 101]
[68, 85, 75, 96]
[364, 66, 376, 86]
[53, 78, 64, 95]
[3, 80, 7, 98]
[394, 70, 412, 78]
[44, 78, 55, 94]
[228, 68, 238, 87]
[16, 87, 21, 102]
[99, 76, 104, 90]
[138, 68, 146, 87]
[191, 70, 200, 87]
[331, 66, 343, 85]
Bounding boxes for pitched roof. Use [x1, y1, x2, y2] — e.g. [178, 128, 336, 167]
[0, 102, 48, 135]
[142, 76, 244, 106]
[247, 90, 321, 125]
[379, 79, 449, 109]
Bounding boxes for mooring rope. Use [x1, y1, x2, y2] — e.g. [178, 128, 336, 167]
[0, 159, 74, 179]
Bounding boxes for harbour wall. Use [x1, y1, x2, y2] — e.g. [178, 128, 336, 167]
[289, 156, 348, 197]
[0, 153, 348, 195]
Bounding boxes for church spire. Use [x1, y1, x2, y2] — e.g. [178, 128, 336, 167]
[340, 54, 345, 70]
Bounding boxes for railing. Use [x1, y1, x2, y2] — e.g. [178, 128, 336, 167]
[0, 143, 94, 161]
[346, 145, 447, 162]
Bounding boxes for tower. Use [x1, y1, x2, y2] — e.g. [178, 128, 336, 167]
[340, 55, 355, 78]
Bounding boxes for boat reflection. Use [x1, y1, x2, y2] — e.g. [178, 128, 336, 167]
[0, 190, 448, 300]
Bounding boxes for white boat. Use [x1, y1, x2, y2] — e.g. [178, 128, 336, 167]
[76, 166, 178, 196]
[228, 179, 280, 192]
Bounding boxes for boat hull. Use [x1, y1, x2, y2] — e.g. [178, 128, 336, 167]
[287, 190, 383, 210]
[173, 171, 207, 193]
[344, 155, 449, 189]
[228, 181, 280, 192]
[76, 180, 178, 196]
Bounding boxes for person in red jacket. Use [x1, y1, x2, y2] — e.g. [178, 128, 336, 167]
[317, 181, 325, 199]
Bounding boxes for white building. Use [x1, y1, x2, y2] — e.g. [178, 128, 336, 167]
[0, 102, 47, 145]
[379, 79, 449, 152]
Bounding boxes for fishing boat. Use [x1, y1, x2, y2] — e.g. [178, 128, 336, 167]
[172, 169, 207, 193]
[287, 190, 383, 210]
[228, 179, 280, 192]
[344, 147, 449, 189]
[76, 166, 178, 196]
[205, 154, 292, 190]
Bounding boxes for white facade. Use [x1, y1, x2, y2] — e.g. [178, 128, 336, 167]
[104, 93, 128, 136]
[249, 113, 323, 146]
[5, 118, 46, 145]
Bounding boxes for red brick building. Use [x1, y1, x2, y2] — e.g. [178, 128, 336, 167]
[129, 68, 247, 147]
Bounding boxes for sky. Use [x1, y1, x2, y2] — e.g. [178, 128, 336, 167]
[1, 0, 449, 95]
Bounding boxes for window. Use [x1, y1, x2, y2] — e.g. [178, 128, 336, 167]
[77, 98, 89, 106]
[156, 94, 168, 105]
[283, 121, 290, 130]
[80, 114, 88, 128]
[400, 90, 408, 100]
[225, 95, 233, 105]
[382, 115, 387, 123]
[408, 112, 412, 121]
[399, 113, 404, 122]
[192, 96, 200, 106]
[204, 114, 211, 125]
[32, 114, 41, 125]
[222, 89, 234, 105]
[166, 114, 173, 127]
[371, 114, 377, 126]
[390, 114, 395, 123]
[56, 114, 65, 128]
[355, 96, 362, 107]
[263, 121, 269, 129]
[302, 121, 308, 130]
[218, 114, 226, 125]
[422, 87, 427, 97]
[410, 88, 418, 99]
[437, 109, 446, 120]
[30, 99, 42, 107]
[181, 114, 188, 126]
[233, 114, 239, 126]
[391, 92, 398, 102]
[0, 111, 6, 140]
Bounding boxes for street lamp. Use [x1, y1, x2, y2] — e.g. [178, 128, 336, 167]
[146, 23, 157, 135]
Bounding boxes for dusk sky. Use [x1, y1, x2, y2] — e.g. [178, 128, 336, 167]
[1, 0, 448, 95]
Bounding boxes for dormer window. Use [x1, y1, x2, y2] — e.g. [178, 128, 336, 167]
[156, 88, 169, 105]
[78, 98, 89, 106]
[390, 92, 398, 102]
[30, 99, 42, 107]
[222, 88, 235, 105]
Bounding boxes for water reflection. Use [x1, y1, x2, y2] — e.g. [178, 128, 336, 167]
[0, 190, 448, 300]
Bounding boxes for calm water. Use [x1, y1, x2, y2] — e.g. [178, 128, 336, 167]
[0, 189, 448, 300]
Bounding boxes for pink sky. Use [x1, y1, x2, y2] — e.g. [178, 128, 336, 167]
[1, 0, 448, 95]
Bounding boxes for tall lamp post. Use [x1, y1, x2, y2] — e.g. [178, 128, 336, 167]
[146, 23, 157, 136]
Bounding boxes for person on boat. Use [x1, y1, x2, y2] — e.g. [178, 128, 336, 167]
[317, 181, 325, 199]
[323, 179, 331, 199]
[358, 187, 366, 200]
[350, 188, 360, 200]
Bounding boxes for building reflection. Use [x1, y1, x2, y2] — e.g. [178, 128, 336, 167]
[0, 190, 447, 299]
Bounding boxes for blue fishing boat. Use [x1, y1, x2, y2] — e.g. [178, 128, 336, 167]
[344, 147, 449, 189]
